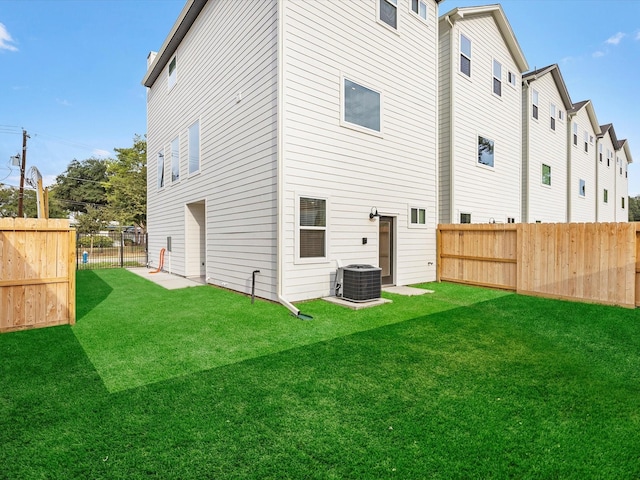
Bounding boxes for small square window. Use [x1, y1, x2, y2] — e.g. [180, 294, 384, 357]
[542, 164, 551, 186]
[507, 217, 515, 224]
[558, 110, 564, 121]
[508, 71, 516, 87]
[410, 207, 426, 225]
[460, 213, 471, 224]
[411, 0, 428, 21]
[579, 179, 586, 197]
[379, 0, 398, 29]
[478, 135, 495, 167]
[460, 34, 471, 77]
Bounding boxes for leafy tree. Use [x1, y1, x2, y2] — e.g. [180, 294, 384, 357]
[0, 184, 37, 217]
[628, 195, 640, 221]
[75, 206, 109, 254]
[105, 135, 147, 231]
[53, 157, 108, 214]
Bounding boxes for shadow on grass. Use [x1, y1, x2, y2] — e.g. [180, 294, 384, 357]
[75, 270, 113, 320]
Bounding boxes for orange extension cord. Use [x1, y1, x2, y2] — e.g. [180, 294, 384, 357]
[149, 248, 166, 274]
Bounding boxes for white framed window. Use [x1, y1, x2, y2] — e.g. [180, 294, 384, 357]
[171, 136, 180, 183]
[157, 152, 165, 189]
[492, 59, 502, 97]
[622, 197, 625, 209]
[542, 164, 551, 186]
[573, 122, 578, 146]
[460, 212, 471, 224]
[607, 149, 612, 167]
[584, 131, 589, 152]
[188, 120, 200, 174]
[409, 206, 427, 227]
[342, 77, 382, 134]
[558, 110, 564, 121]
[599, 144, 603, 162]
[507, 217, 515, 224]
[168, 56, 177, 90]
[378, 0, 398, 30]
[508, 71, 517, 87]
[550, 104, 556, 131]
[478, 135, 495, 168]
[579, 179, 586, 197]
[460, 34, 471, 77]
[410, 0, 428, 21]
[532, 89, 539, 120]
[297, 196, 328, 261]
[604, 189, 608, 203]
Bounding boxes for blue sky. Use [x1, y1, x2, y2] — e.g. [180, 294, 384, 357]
[1, 0, 639, 194]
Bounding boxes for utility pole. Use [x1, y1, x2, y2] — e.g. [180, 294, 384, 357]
[17, 129, 29, 218]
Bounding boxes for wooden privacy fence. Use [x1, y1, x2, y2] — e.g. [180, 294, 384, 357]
[0, 218, 76, 333]
[437, 222, 640, 308]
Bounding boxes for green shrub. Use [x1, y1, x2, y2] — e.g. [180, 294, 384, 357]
[78, 235, 114, 248]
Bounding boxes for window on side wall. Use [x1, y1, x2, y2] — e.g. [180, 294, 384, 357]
[410, 207, 427, 226]
[550, 104, 556, 131]
[542, 164, 551, 186]
[410, 0, 428, 21]
[168, 56, 177, 90]
[493, 60, 502, 97]
[599, 144, 603, 162]
[508, 71, 517, 87]
[343, 78, 381, 134]
[584, 131, 589, 152]
[171, 137, 179, 183]
[532, 90, 539, 120]
[188, 120, 200, 174]
[478, 135, 495, 167]
[573, 122, 578, 146]
[299, 197, 327, 259]
[460, 34, 471, 77]
[157, 152, 165, 189]
[460, 213, 471, 224]
[379, 0, 398, 29]
[604, 189, 608, 203]
[622, 197, 625, 209]
[579, 179, 586, 197]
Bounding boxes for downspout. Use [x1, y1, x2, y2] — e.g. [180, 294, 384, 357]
[567, 112, 575, 222]
[522, 78, 530, 223]
[447, 14, 456, 224]
[595, 136, 600, 221]
[275, 0, 312, 320]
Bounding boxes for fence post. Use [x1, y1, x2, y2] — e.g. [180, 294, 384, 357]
[120, 232, 124, 268]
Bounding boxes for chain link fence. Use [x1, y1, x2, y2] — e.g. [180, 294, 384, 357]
[77, 229, 148, 270]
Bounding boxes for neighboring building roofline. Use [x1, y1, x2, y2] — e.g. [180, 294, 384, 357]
[568, 100, 600, 133]
[598, 123, 619, 146]
[142, 0, 208, 88]
[522, 63, 572, 110]
[617, 138, 634, 164]
[439, 4, 529, 72]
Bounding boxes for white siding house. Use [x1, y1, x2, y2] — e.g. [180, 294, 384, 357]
[438, 5, 528, 224]
[144, 0, 442, 304]
[567, 100, 599, 222]
[615, 139, 633, 221]
[596, 124, 618, 222]
[522, 65, 572, 223]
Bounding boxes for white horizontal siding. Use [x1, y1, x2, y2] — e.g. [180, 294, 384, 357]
[597, 132, 616, 222]
[449, 14, 523, 224]
[615, 148, 630, 222]
[146, 0, 278, 300]
[281, 0, 440, 301]
[524, 73, 568, 223]
[438, 26, 452, 224]
[568, 108, 597, 222]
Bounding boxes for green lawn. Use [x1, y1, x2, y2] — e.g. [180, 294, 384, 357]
[1, 269, 639, 479]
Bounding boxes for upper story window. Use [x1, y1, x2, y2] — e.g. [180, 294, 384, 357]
[478, 135, 495, 168]
[604, 189, 608, 203]
[550, 104, 556, 131]
[622, 197, 625, 209]
[532, 90, 539, 120]
[573, 122, 578, 146]
[379, 0, 398, 29]
[584, 131, 589, 152]
[410, 0, 428, 21]
[299, 197, 327, 259]
[343, 77, 381, 134]
[157, 152, 165, 189]
[492, 60, 502, 97]
[579, 179, 586, 197]
[188, 120, 200, 174]
[460, 213, 471, 224]
[607, 149, 612, 167]
[171, 136, 180, 183]
[599, 144, 603, 162]
[168, 56, 177, 90]
[558, 110, 564, 121]
[460, 34, 472, 77]
[410, 207, 426, 225]
[508, 71, 517, 87]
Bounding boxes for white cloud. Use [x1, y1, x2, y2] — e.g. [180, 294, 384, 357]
[0, 23, 18, 51]
[592, 50, 605, 58]
[56, 98, 72, 107]
[92, 149, 111, 157]
[606, 32, 626, 45]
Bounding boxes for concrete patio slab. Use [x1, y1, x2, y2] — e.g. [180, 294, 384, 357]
[383, 286, 434, 296]
[322, 295, 392, 310]
[127, 267, 206, 290]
